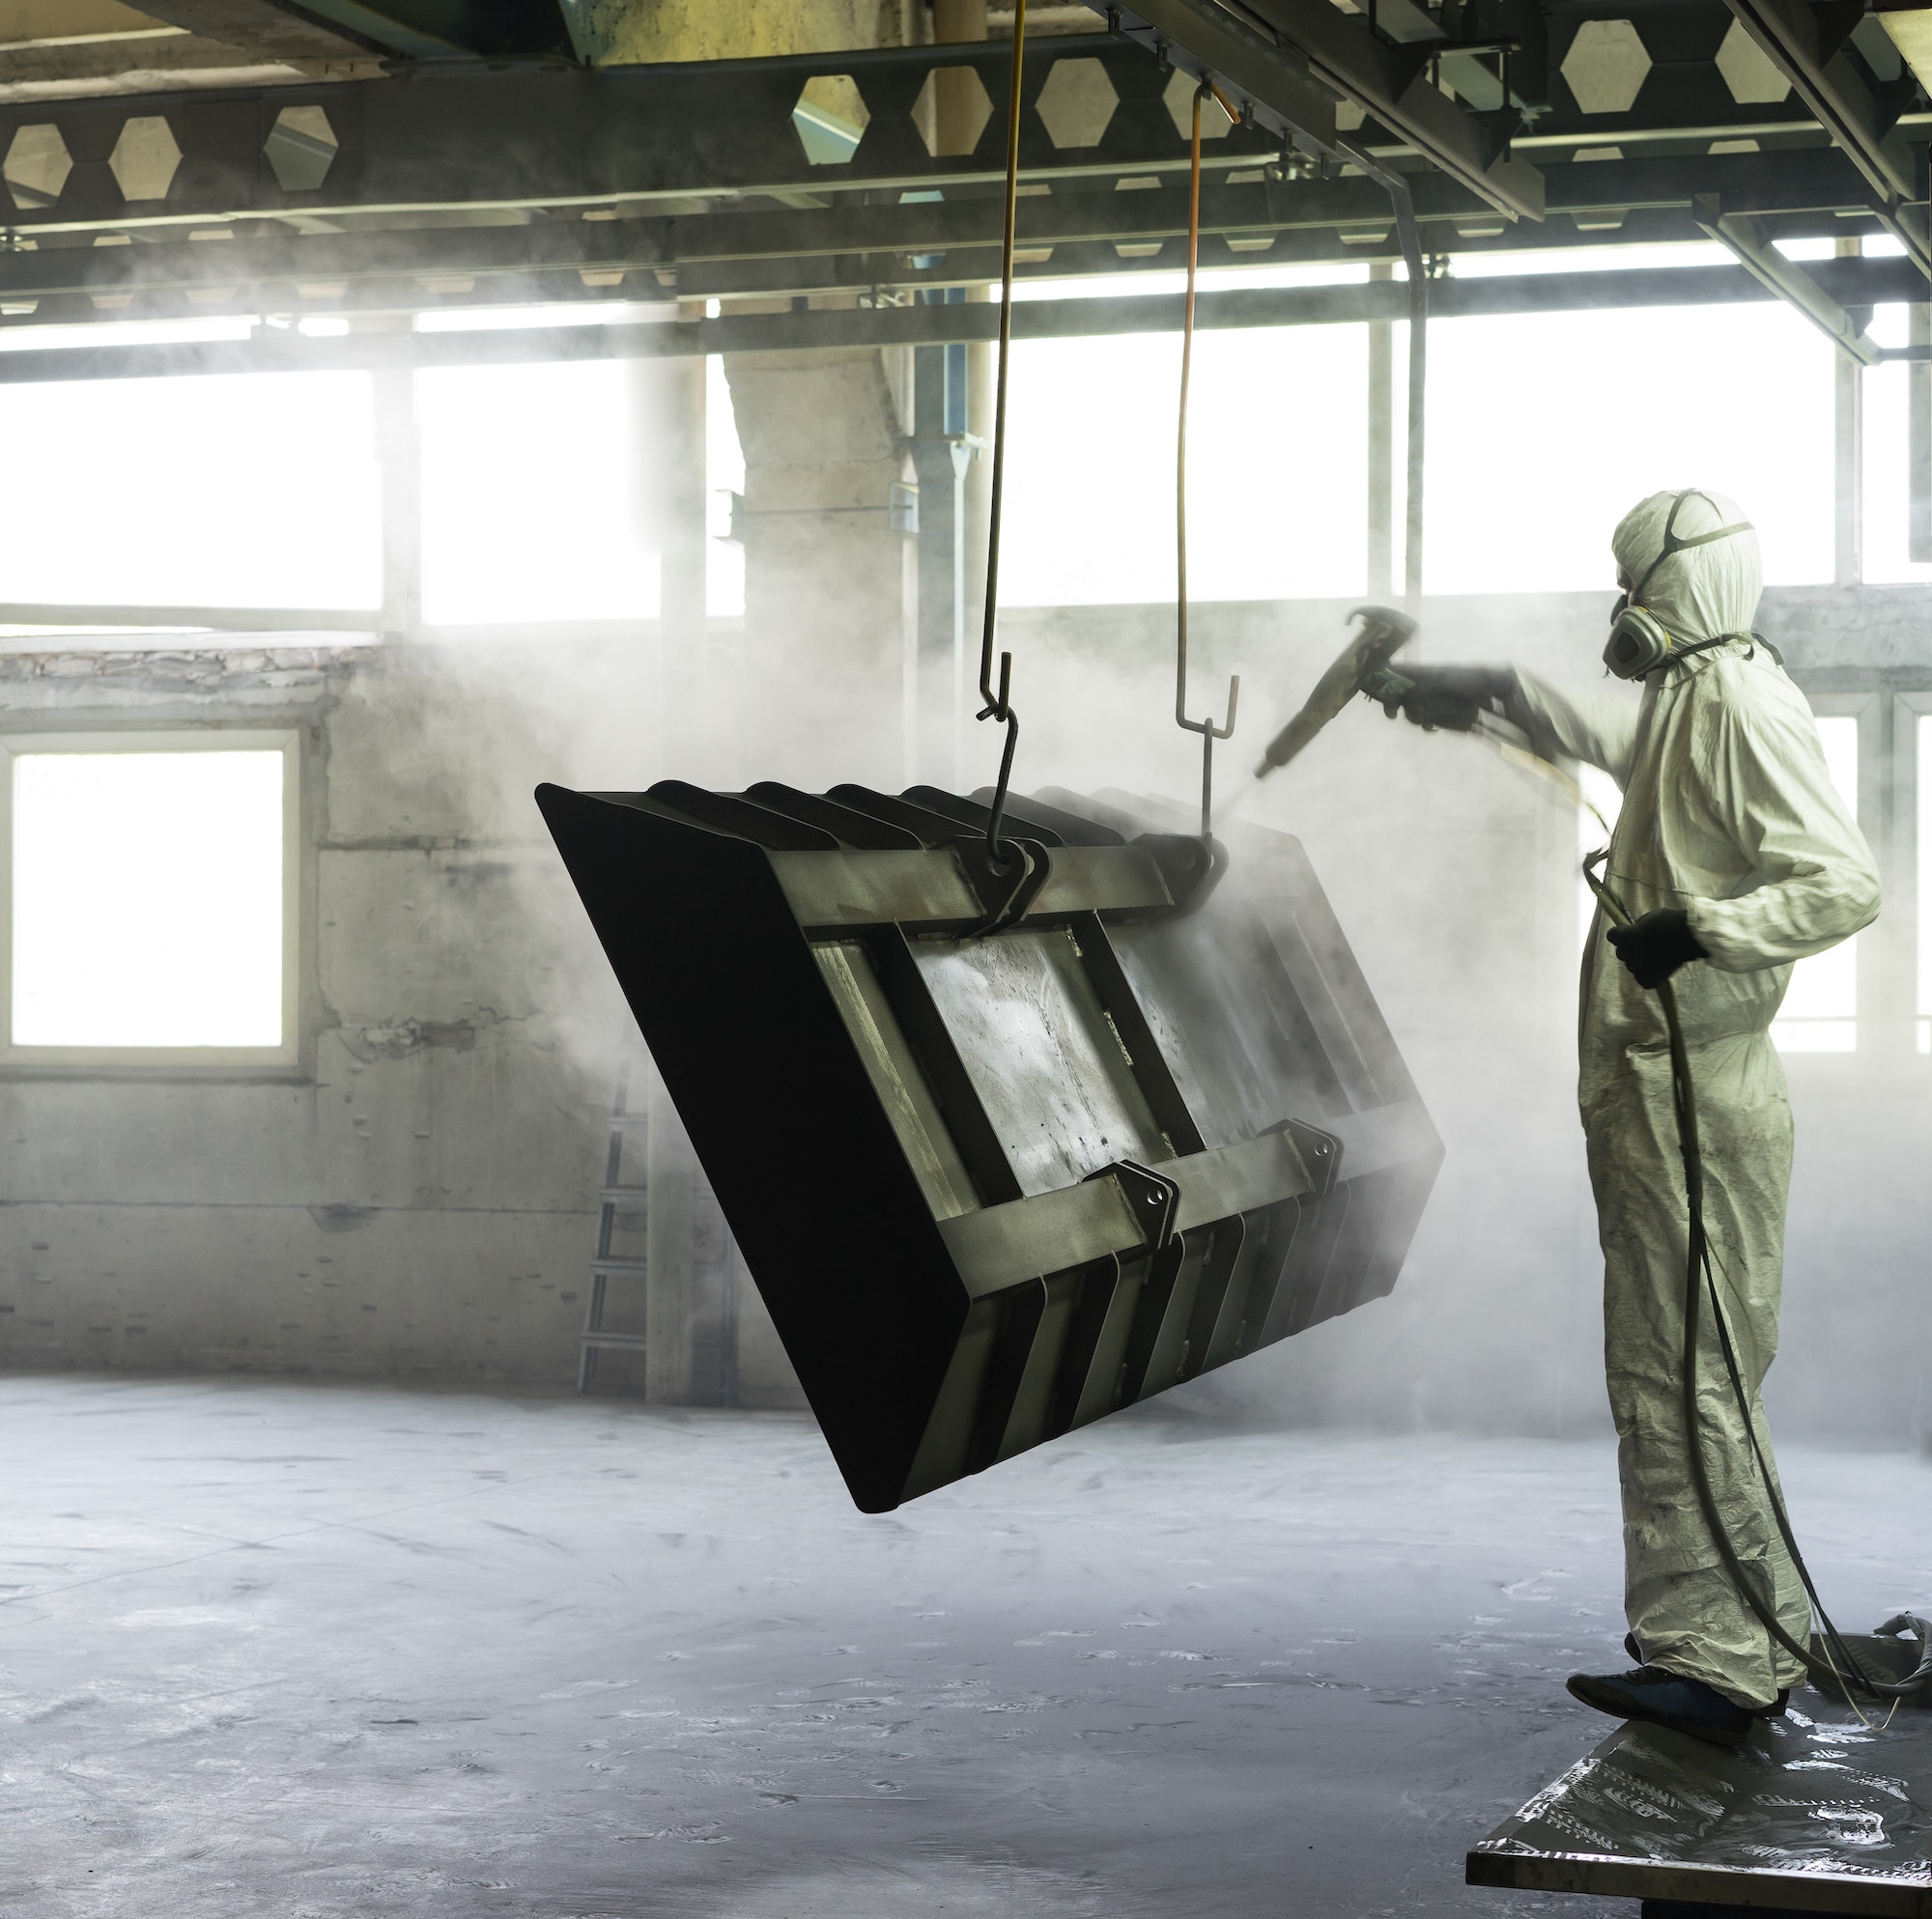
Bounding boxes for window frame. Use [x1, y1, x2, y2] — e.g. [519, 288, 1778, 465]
[0, 726, 305, 1077]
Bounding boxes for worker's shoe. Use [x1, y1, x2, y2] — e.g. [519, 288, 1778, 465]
[1622, 1634, 1789, 1719]
[1566, 1665, 1755, 1748]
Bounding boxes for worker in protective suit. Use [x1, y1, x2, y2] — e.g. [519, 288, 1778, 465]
[1380, 489, 1879, 1747]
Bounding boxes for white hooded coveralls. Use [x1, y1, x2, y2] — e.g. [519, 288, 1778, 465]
[1514, 490, 1879, 1708]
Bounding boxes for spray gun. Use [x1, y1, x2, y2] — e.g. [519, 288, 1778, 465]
[1252, 605, 1420, 779]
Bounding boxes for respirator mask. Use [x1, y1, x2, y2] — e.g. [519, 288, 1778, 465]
[1604, 489, 1755, 681]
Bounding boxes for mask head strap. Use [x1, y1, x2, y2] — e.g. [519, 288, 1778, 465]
[1626, 488, 1754, 615]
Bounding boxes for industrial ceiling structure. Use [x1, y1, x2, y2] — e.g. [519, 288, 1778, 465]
[0, 0, 1926, 378]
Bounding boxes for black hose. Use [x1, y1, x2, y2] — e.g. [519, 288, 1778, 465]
[1583, 849, 1932, 1705]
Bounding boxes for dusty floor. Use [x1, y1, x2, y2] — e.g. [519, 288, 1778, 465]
[2, 1375, 1928, 1918]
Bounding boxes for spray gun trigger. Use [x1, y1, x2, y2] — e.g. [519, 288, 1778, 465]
[1359, 664, 1418, 715]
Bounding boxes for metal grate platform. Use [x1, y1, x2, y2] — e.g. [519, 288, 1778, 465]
[1469, 1698, 1932, 1917]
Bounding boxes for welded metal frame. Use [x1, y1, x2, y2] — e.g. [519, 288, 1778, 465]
[538, 777, 1441, 1511]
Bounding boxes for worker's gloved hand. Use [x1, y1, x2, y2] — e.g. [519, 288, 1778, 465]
[1366, 664, 1517, 732]
[1605, 908, 1707, 990]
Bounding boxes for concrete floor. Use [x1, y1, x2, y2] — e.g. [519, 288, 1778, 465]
[3, 1378, 1930, 1919]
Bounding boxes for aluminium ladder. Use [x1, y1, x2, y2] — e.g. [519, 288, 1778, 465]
[578, 1034, 652, 1391]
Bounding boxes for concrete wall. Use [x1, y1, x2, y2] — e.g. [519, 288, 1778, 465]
[0, 636, 803, 1403]
[1000, 583, 1932, 1448]
[1, 580, 1924, 1449]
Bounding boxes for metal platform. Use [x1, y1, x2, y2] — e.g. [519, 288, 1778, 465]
[1469, 1692, 1932, 1917]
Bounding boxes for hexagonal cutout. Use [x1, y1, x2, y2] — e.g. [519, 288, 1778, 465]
[791, 73, 870, 165]
[109, 116, 182, 204]
[265, 104, 339, 192]
[912, 64, 993, 158]
[1037, 56, 1118, 149]
[1715, 18, 1790, 105]
[3, 125, 71, 212]
[1560, 19, 1652, 115]
[1163, 69, 1235, 141]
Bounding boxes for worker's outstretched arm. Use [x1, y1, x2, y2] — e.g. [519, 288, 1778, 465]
[1683, 688, 1880, 970]
[1511, 671, 1640, 785]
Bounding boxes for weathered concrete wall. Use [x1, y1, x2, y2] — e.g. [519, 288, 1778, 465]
[560, 0, 901, 66]
[0, 637, 803, 1402]
[724, 346, 918, 793]
[2, 581, 1924, 1448]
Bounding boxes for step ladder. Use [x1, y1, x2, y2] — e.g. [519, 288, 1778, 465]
[579, 1036, 652, 1392]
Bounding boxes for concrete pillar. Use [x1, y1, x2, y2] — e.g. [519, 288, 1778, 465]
[561, 0, 892, 64]
[355, 317, 420, 638]
[627, 312, 707, 776]
[1835, 237, 1863, 590]
[1366, 263, 1394, 603]
[722, 344, 917, 790]
[1910, 301, 1929, 565]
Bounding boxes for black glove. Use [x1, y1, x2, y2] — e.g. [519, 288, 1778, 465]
[1605, 908, 1707, 989]
[1365, 664, 1517, 732]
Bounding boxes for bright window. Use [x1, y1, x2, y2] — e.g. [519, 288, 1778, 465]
[1862, 304, 1932, 585]
[999, 320, 1370, 606]
[1425, 301, 1834, 595]
[416, 361, 661, 627]
[3, 734, 298, 1065]
[0, 373, 381, 612]
[1772, 714, 1858, 1054]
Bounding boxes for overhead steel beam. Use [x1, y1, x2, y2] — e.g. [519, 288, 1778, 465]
[0, 38, 1288, 233]
[1722, 0, 1931, 273]
[135, 0, 569, 60]
[1692, 192, 1881, 363]
[0, 252, 1916, 384]
[1110, 0, 1543, 221]
[0, 145, 1882, 325]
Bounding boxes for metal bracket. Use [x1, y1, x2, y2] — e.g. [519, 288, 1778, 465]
[952, 835, 1052, 935]
[1087, 1159, 1181, 1252]
[1276, 1117, 1344, 1198]
[1693, 194, 1883, 365]
[1134, 831, 1227, 915]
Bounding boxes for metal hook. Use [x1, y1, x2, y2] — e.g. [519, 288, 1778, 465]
[1175, 78, 1239, 841]
[975, 0, 1028, 873]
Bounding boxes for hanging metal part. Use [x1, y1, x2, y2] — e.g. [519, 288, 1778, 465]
[1720, 0, 1932, 276]
[536, 775, 1442, 1511]
[976, 0, 1031, 876]
[1692, 194, 1883, 366]
[1176, 81, 1242, 843]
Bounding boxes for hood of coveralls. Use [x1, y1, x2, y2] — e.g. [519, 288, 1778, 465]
[1611, 489, 1763, 646]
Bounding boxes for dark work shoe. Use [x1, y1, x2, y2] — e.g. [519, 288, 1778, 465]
[1566, 1666, 1755, 1748]
[1621, 1634, 1787, 1718]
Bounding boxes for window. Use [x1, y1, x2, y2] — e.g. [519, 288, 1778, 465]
[1000, 305, 1370, 606]
[1771, 714, 1858, 1054]
[0, 372, 381, 612]
[415, 360, 661, 627]
[1425, 301, 1834, 595]
[1, 732, 299, 1068]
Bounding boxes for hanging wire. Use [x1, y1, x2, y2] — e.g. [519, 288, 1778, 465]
[976, 0, 1029, 868]
[1175, 79, 1240, 838]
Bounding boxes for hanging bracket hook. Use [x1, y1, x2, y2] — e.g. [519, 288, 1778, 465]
[1175, 78, 1240, 841]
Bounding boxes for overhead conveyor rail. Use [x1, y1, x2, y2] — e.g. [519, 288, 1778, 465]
[538, 779, 1442, 1512]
